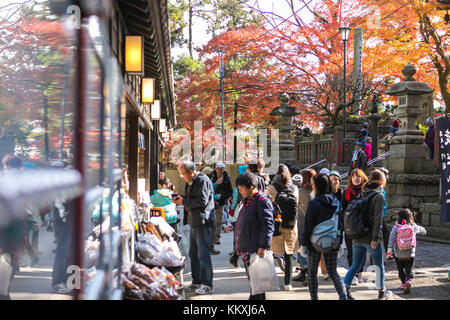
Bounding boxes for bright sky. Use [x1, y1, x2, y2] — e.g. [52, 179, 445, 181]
[170, 0, 315, 59]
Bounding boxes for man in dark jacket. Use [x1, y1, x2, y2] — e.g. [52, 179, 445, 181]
[349, 141, 367, 173]
[174, 161, 215, 295]
[235, 172, 274, 300]
[211, 163, 233, 244]
[425, 117, 435, 159]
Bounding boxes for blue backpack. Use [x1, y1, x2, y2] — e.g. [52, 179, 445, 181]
[310, 212, 341, 253]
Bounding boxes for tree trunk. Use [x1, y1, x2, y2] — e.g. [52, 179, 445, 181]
[188, 0, 193, 58]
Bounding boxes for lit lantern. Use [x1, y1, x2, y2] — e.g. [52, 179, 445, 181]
[151, 100, 161, 120]
[141, 78, 155, 104]
[159, 118, 166, 133]
[125, 35, 144, 74]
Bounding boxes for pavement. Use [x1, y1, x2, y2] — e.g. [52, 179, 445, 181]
[9, 227, 72, 300]
[178, 222, 405, 300]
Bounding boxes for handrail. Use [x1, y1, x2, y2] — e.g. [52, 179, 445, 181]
[299, 159, 329, 173]
[0, 169, 82, 226]
[340, 151, 391, 179]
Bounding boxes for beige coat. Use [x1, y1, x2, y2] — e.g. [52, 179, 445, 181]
[297, 188, 315, 239]
[267, 177, 299, 255]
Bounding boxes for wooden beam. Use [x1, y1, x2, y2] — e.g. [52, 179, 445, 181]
[128, 113, 139, 203]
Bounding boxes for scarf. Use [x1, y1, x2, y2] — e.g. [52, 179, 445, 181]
[345, 185, 362, 202]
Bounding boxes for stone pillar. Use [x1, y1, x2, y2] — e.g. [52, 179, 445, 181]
[270, 93, 300, 164]
[368, 114, 381, 159]
[383, 63, 439, 223]
[385, 63, 435, 174]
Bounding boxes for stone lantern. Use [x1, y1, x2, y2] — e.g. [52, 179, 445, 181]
[384, 62, 435, 173]
[270, 93, 300, 163]
[383, 63, 440, 225]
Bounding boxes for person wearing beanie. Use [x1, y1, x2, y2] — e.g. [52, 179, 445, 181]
[425, 118, 435, 159]
[319, 168, 330, 176]
[389, 120, 400, 138]
[201, 166, 214, 177]
[349, 141, 367, 173]
[329, 171, 344, 204]
[292, 174, 303, 188]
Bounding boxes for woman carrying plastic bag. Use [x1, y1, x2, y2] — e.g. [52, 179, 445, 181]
[248, 251, 279, 295]
[234, 172, 277, 300]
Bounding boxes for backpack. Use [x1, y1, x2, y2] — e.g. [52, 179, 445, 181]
[273, 183, 298, 229]
[310, 212, 341, 253]
[396, 220, 416, 250]
[343, 192, 378, 239]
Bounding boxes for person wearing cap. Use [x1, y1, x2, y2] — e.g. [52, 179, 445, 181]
[425, 117, 435, 159]
[350, 141, 367, 173]
[319, 168, 330, 176]
[329, 171, 344, 204]
[211, 163, 233, 245]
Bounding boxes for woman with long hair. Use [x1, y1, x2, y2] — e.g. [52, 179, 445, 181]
[292, 169, 316, 283]
[344, 170, 392, 300]
[342, 168, 368, 286]
[267, 164, 299, 291]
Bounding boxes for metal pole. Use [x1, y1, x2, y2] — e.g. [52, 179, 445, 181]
[44, 94, 50, 162]
[343, 39, 347, 139]
[234, 101, 238, 163]
[59, 57, 70, 160]
[219, 49, 226, 163]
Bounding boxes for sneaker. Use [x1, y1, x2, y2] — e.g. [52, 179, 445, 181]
[401, 283, 406, 291]
[52, 284, 72, 294]
[322, 273, 330, 281]
[293, 269, 307, 282]
[210, 249, 220, 255]
[351, 276, 359, 286]
[404, 280, 412, 294]
[346, 287, 355, 300]
[284, 284, 293, 291]
[183, 283, 201, 292]
[378, 288, 393, 299]
[195, 285, 213, 295]
[357, 272, 364, 283]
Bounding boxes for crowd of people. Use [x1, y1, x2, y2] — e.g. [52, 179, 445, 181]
[173, 121, 430, 300]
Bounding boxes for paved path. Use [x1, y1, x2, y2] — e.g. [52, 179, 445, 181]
[9, 228, 71, 300]
[179, 223, 408, 300]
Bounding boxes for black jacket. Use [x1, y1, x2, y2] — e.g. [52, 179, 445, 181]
[212, 171, 233, 206]
[236, 192, 275, 254]
[300, 194, 343, 251]
[182, 173, 215, 228]
[350, 149, 367, 172]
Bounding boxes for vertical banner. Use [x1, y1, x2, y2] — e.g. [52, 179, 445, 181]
[435, 116, 450, 222]
[352, 28, 363, 116]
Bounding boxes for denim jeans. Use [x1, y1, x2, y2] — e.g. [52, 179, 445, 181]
[344, 242, 386, 290]
[297, 253, 308, 268]
[189, 224, 214, 288]
[52, 221, 70, 286]
[209, 210, 216, 250]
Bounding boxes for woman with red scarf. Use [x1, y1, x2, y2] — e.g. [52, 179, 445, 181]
[342, 169, 368, 286]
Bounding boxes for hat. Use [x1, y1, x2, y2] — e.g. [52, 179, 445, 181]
[201, 167, 214, 175]
[355, 141, 363, 147]
[215, 163, 226, 169]
[329, 170, 341, 179]
[292, 174, 303, 186]
[426, 117, 433, 125]
[319, 168, 330, 175]
[238, 165, 248, 175]
[393, 120, 399, 128]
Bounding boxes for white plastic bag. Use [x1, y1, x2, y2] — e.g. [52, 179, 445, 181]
[248, 251, 280, 295]
[0, 253, 12, 296]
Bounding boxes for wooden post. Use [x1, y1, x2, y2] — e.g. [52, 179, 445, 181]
[128, 114, 139, 203]
[144, 128, 150, 192]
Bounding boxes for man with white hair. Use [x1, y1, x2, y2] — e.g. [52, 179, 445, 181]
[173, 161, 215, 295]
